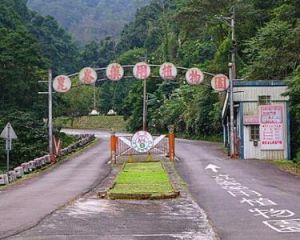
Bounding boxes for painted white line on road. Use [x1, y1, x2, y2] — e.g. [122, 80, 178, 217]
[205, 164, 220, 173]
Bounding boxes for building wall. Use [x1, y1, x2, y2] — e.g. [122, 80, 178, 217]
[242, 101, 289, 160]
[223, 80, 290, 160]
[234, 86, 289, 103]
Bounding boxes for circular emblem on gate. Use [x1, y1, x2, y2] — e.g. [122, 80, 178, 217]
[185, 68, 204, 85]
[131, 131, 154, 153]
[211, 74, 229, 92]
[159, 62, 177, 80]
[79, 67, 97, 84]
[53, 75, 72, 93]
[133, 62, 151, 80]
[106, 63, 124, 81]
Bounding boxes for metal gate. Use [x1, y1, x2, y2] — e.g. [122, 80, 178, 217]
[110, 133, 175, 163]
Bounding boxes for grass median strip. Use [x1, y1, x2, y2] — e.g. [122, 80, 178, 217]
[108, 162, 179, 200]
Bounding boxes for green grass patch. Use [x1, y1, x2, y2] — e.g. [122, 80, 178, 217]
[54, 115, 127, 132]
[108, 162, 178, 199]
[272, 160, 300, 176]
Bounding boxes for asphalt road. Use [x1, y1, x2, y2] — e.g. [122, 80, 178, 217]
[175, 139, 300, 240]
[0, 139, 110, 239]
[1, 130, 300, 240]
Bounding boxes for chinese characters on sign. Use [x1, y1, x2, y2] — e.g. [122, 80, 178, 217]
[106, 63, 124, 81]
[260, 105, 283, 124]
[79, 67, 97, 84]
[159, 62, 177, 80]
[260, 124, 284, 150]
[212, 173, 300, 233]
[185, 68, 204, 85]
[259, 105, 284, 150]
[243, 115, 259, 125]
[211, 74, 229, 92]
[53, 63, 228, 92]
[133, 62, 151, 80]
[53, 75, 72, 93]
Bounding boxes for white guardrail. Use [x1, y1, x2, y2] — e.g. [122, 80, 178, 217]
[0, 134, 95, 186]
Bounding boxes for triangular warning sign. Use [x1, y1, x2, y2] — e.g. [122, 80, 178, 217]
[0, 122, 17, 139]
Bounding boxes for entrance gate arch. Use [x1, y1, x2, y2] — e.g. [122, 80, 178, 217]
[45, 63, 229, 162]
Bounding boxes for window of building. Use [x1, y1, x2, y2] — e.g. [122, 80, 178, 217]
[258, 95, 271, 105]
[250, 125, 260, 141]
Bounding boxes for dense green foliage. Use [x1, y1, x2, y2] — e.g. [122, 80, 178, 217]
[113, 0, 299, 154]
[0, 111, 48, 171]
[0, 0, 79, 170]
[1, 0, 300, 165]
[27, 0, 151, 44]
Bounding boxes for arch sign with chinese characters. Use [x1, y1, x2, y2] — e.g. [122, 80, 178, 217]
[52, 62, 229, 93]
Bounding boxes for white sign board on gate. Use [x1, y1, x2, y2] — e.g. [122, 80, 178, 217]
[259, 105, 284, 150]
[185, 68, 204, 85]
[53, 75, 72, 93]
[133, 62, 151, 80]
[211, 74, 229, 92]
[131, 131, 154, 153]
[79, 67, 97, 84]
[159, 62, 177, 80]
[106, 63, 124, 81]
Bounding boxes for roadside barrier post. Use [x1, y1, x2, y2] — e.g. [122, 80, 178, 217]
[168, 125, 175, 161]
[111, 133, 117, 164]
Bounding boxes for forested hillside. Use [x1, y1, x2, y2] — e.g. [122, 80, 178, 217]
[0, 0, 79, 170]
[1, 0, 300, 170]
[82, 0, 299, 156]
[27, 0, 151, 43]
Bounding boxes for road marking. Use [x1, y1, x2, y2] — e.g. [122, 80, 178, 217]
[205, 164, 220, 173]
[210, 173, 299, 233]
[263, 219, 300, 233]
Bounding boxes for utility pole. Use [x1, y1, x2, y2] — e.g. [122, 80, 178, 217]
[229, 6, 236, 158]
[231, 6, 236, 80]
[215, 6, 237, 157]
[48, 69, 53, 158]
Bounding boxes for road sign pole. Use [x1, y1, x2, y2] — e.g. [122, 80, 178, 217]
[1, 123, 17, 172]
[6, 148, 9, 173]
[6, 124, 10, 172]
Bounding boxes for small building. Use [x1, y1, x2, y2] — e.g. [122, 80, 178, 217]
[222, 80, 291, 160]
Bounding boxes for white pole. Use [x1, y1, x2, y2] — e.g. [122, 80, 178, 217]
[6, 124, 10, 172]
[143, 79, 147, 131]
[48, 69, 53, 157]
